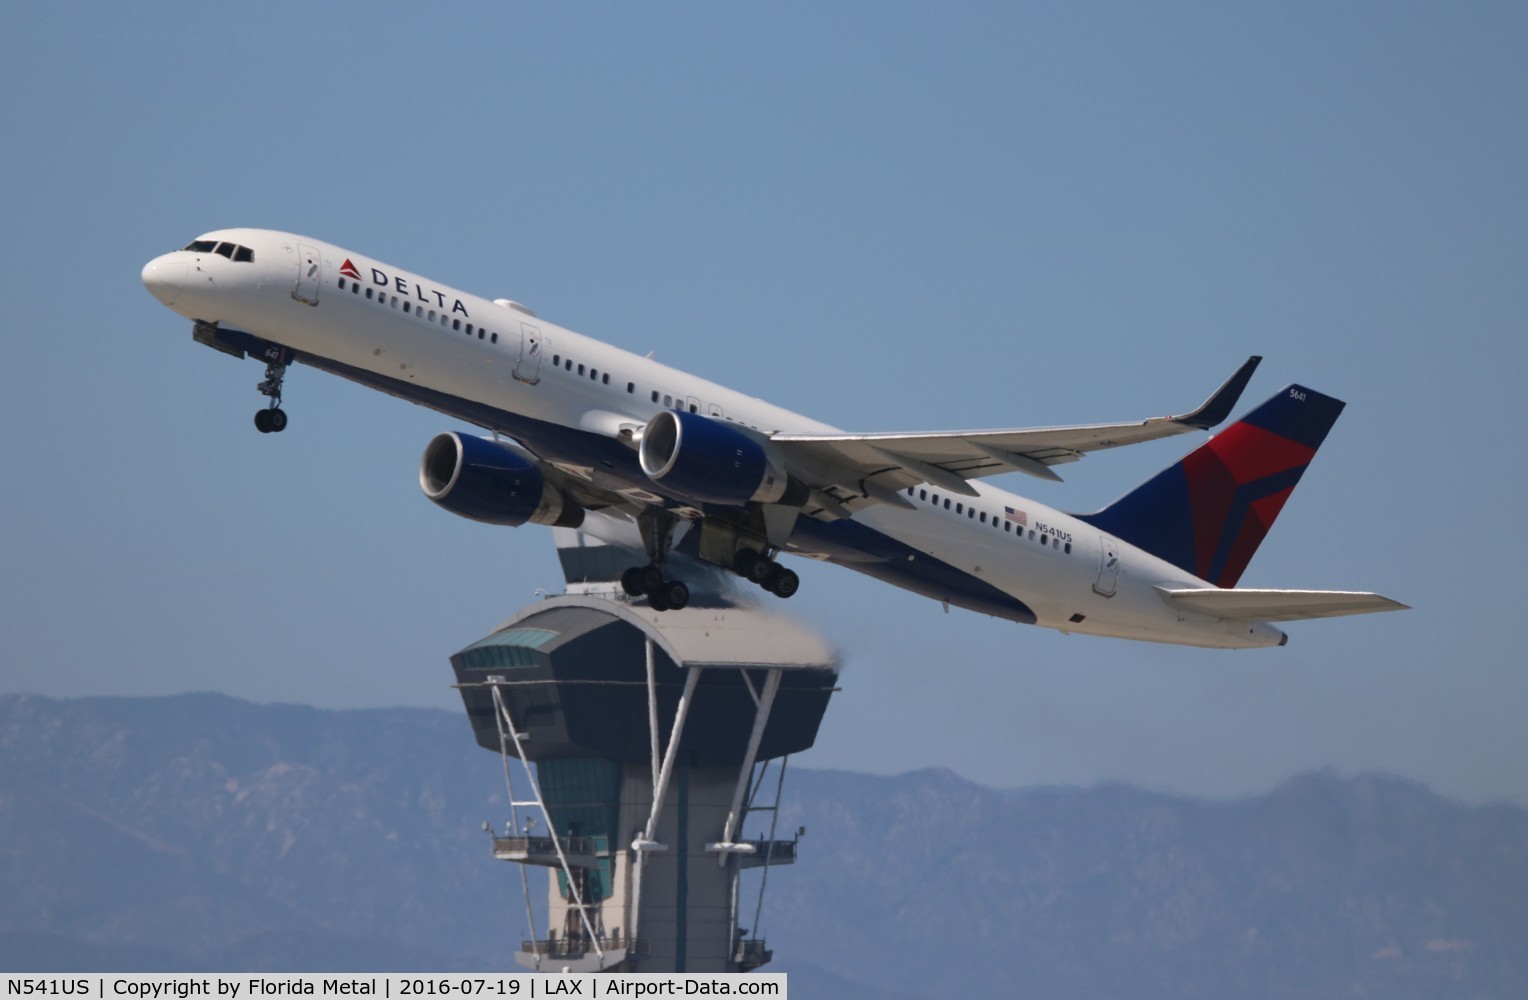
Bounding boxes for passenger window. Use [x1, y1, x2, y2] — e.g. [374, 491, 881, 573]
[366, 288, 373, 299]
[603, 373, 610, 385]
[956, 503, 963, 514]
[578, 364, 585, 375]
[553, 355, 560, 365]
[1041, 535, 1048, 546]
[689, 403, 697, 413]
[391, 296, 398, 307]
[651, 390, 660, 402]
[466, 324, 474, 335]
[453, 319, 461, 330]
[338, 278, 347, 290]
[1064, 542, 1072, 554]
[478, 330, 485, 340]
[968, 508, 975, 519]
[428, 310, 436, 321]
[352, 282, 359, 294]
[919, 489, 927, 500]
[590, 368, 598, 380]
[1004, 522, 1012, 532]
[980, 512, 987, 523]
[491, 332, 498, 343]
[664, 395, 673, 407]
[404, 301, 411, 313]
[628, 382, 635, 393]
[943, 499, 951, 510]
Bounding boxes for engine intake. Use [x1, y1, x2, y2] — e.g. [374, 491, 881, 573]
[420, 432, 583, 528]
[638, 409, 803, 507]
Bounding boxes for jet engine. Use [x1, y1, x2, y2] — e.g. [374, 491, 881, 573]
[419, 432, 583, 527]
[638, 409, 806, 507]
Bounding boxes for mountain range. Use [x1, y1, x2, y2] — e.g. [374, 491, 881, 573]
[1, 694, 1523, 999]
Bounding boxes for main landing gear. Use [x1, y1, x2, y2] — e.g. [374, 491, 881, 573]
[733, 547, 800, 599]
[621, 564, 691, 612]
[621, 508, 691, 612]
[620, 510, 802, 612]
[253, 356, 289, 434]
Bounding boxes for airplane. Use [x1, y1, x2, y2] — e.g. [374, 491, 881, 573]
[141, 229, 1407, 649]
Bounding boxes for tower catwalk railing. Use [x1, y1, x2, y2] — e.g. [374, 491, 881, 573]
[490, 683, 606, 967]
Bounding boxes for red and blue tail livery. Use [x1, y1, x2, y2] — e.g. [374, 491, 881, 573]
[1081, 385, 1344, 588]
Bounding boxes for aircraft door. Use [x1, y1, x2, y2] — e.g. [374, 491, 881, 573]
[1093, 534, 1122, 597]
[514, 323, 544, 384]
[294, 243, 321, 305]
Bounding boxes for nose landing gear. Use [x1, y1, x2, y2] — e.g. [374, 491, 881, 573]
[253, 355, 289, 434]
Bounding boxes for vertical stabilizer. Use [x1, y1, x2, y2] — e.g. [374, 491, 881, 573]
[1078, 385, 1345, 588]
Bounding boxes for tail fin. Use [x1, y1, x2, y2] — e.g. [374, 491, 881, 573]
[1077, 385, 1345, 588]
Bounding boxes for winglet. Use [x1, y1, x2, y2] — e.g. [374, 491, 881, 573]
[1173, 356, 1262, 430]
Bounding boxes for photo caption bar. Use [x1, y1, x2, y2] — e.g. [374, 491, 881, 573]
[2, 975, 785, 1000]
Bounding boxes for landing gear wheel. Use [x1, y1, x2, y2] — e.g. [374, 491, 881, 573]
[648, 588, 672, 612]
[266, 408, 287, 432]
[254, 409, 272, 433]
[638, 564, 665, 595]
[621, 567, 646, 597]
[660, 579, 690, 611]
[766, 565, 800, 599]
[737, 548, 773, 585]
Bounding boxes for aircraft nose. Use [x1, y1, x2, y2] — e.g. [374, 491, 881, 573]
[141, 253, 186, 307]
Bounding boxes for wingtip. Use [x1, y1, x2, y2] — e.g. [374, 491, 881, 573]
[1176, 355, 1262, 430]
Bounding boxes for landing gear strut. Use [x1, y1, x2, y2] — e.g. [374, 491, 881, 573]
[621, 509, 690, 612]
[253, 356, 289, 434]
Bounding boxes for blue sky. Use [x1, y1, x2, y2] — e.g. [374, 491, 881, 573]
[2, 2, 1524, 803]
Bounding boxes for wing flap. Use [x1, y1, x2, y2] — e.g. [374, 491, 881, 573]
[771, 356, 1262, 495]
[1156, 587, 1411, 622]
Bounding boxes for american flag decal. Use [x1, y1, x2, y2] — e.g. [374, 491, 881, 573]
[1005, 506, 1027, 526]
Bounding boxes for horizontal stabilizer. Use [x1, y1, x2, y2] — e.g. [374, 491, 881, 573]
[1156, 587, 1410, 622]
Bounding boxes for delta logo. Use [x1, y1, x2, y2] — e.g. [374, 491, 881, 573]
[339, 258, 470, 317]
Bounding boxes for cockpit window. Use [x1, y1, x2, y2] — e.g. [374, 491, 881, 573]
[181, 239, 254, 262]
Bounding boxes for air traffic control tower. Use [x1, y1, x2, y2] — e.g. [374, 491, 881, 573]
[450, 526, 839, 973]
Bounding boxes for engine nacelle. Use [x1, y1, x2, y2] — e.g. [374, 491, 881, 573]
[638, 409, 804, 507]
[419, 432, 583, 528]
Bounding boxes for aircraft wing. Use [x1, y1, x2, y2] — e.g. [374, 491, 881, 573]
[1156, 587, 1411, 622]
[770, 356, 1262, 508]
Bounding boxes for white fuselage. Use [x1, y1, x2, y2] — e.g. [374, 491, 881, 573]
[142, 229, 1285, 649]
